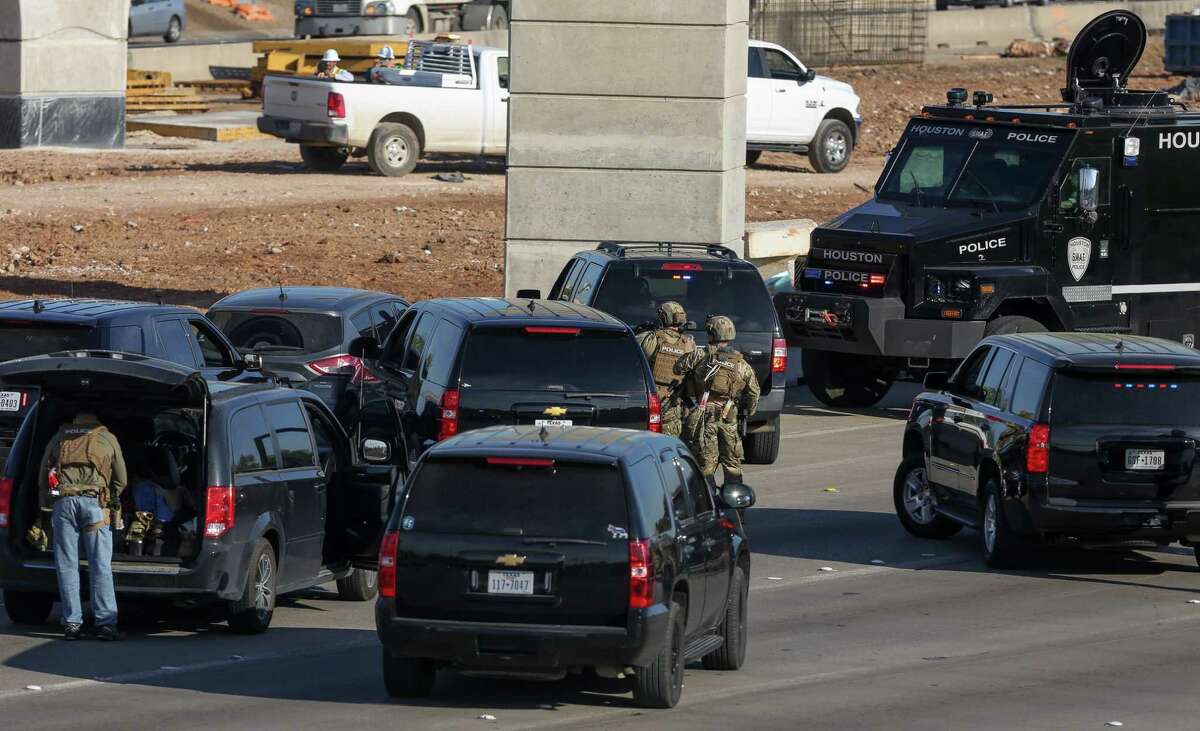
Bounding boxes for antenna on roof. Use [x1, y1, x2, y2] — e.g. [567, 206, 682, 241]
[278, 282, 288, 303]
[32, 299, 44, 314]
[1115, 339, 1125, 352]
[527, 299, 536, 313]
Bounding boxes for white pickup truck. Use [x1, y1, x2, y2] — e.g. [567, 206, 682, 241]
[747, 40, 862, 173]
[257, 42, 508, 176]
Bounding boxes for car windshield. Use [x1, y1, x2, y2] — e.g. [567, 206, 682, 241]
[1050, 374, 1200, 426]
[403, 459, 629, 540]
[0, 324, 98, 362]
[209, 310, 343, 354]
[592, 267, 778, 332]
[878, 122, 1071, 210]
[460, 328, 646, 393]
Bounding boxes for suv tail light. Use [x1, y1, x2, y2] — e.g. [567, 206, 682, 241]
[379, 530, 400, 598]
[327, 91, 346, 119]
[629, 538, 654, 609]
[648, 391, 662, 433]
[0, 477, 12, 529]
[438, 389, 460, 441]
[204, 485, 235, 538]
[306, 354, 360, 376]
[1026, 423, 1050, 474]
[771, 337, 788, 374]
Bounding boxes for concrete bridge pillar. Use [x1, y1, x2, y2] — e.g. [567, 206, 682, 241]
[504, 0, 748, 295]
[0, 0, 127, 148]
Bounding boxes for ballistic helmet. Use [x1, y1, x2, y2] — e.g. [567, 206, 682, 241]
[657, 301, 687, 328]
[706, 315, 736, 342]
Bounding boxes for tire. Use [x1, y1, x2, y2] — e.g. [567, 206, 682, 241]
[803, 349, 895, 408]
[382, 648, 435, 698]
[703, 566, 748, 671]
[984, 315, 1047, 337]
[367, 123, 421, 178]
[980, 479, 1025, 569]
[1193, 544, 1200, 570]
[743, 415, 780, 465]
[488, 6, 509, 30]
[3, 590, 54, 625]
[403, 8, 423, 35]
[633, 601, 685, 709]
[163, 16, 182, 43]
[808, 118, 853, 174]
[336, 568, 378, 601]
[894, 454, 962, 539]
[746, 149, 763, 167]
[228, 539, 277, 634]
[300, 145, 349, 173]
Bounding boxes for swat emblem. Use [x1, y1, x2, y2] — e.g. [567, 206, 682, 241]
[1067, 236, 1092, 282]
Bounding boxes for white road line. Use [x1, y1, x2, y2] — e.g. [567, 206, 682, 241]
[749, 554, 975, 593]
[781, 421, 904, 440]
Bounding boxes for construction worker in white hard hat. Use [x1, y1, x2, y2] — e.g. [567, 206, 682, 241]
[315, 49, 354, 82]
[368, 45, 399, 83]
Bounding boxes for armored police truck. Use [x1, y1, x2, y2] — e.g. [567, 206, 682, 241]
[776, 11, 1200, 407]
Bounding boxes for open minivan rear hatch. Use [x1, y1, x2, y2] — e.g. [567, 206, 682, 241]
[0, 351, 208, 406]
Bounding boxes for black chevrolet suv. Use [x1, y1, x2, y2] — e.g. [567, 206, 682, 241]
[374, 425, 754, 708]
[520, 243, 786, 464]
[896, 332, 1200, 568]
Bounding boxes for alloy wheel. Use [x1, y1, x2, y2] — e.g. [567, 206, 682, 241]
[827, 131, 848, 166]
[902, 467, 936, 524]
[254, 553, 274, 613]
[984, 494, 998, 555]
[384, 136, 409, 168]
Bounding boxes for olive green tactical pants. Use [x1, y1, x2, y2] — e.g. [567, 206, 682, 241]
[682, 404, 744, 479]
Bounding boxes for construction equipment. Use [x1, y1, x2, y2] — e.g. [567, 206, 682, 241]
[126, 70, 211, 114]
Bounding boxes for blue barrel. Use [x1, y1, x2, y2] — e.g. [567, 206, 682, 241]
[1165, 12, 1200, 75]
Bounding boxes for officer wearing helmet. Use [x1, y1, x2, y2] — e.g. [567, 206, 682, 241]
[636, 302, 697, 437]
[316, 49, 354, 82]
[674, 315, 760, 485]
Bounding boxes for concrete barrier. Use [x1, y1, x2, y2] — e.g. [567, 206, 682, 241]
[928, 0, 1200, 51]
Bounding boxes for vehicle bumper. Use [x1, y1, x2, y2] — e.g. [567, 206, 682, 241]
[775, 292, 985, 359]
[375, 600, 670, 671]
[257, 116, 350, 146]
[1018, 498, 1200, 541]
[747, 386, 784, 431]
[296, 16, 404, 37]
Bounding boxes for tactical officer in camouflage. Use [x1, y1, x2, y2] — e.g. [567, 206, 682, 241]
[675, 316, 761, 485]
[636, 301, 697, 437]
[40, 412, 127, 640]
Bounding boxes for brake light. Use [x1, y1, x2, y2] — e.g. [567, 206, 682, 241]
[378, 530, 400, 599]
[0, 477, 12, 528]
[629, 538, 654, 609]
[1114, 363, 1176, 371]
[327, 91, 346, 119]
[306, 354, 360, 376]
[524, 326, 580, 335]
[859, 273, 887, 289]
[771, 337, 788, 374]
[648, 391, 662, 432]
[485, 457, 555, 467]
[1026, 423, 1050, 474]
[661, 263, 702, 271]
[204, 485, 235, 538]
[438, 389, 460, 441]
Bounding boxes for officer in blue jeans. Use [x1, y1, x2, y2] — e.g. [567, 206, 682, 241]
[39, 412, 127, 641]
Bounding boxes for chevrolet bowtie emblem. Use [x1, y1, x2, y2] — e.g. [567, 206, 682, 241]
[543, 406, 568, 417]
[496, 554, 527, 567]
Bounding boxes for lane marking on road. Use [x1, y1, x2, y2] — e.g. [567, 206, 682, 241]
[748, 554, 976, 593]
[781, 421, 904, 440]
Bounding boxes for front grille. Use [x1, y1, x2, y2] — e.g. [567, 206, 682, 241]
[316, 0, 362, 14]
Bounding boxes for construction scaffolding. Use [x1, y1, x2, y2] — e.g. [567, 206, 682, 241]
[750, 0, 928, 66]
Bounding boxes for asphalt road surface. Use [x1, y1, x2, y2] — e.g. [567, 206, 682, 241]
[3, 384, 1200, 729]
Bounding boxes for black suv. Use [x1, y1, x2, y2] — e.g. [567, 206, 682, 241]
[895, 332, 1200, 568]
[373, 425, 754, 708]
[0, 299, 258, 463]
[0, 353, 394, 632]
[521, 243, 786, 464]
[349, 298, 659, 473]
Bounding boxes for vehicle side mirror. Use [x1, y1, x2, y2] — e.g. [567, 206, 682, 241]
[721, 483, 756, 510]
[802, 68, 817, 83]
[923, 371, 950, 391]
[1078, 166, 1100, 213]
[241, 353, 263, 371]
[516, 289, 542, 300]
[349, 335, 379, 360]
[362, 439, 390, 464]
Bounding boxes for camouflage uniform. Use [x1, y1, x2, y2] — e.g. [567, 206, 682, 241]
[636, 302, 697, 437]
[675, 316, 761, 483]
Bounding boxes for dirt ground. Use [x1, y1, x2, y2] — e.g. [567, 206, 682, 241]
[0, 49, 1182, 307]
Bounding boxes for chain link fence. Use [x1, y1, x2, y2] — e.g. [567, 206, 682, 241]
[750, 0, 928, 66]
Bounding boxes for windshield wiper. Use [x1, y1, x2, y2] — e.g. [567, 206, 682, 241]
[953, 168, 1001, 214]
[523, 537, 607, 546]
[905, 170, 927, 207]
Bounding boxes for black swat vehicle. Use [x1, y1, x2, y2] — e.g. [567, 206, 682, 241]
[776, 11, 1200, 407]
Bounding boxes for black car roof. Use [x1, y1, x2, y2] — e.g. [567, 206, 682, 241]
[583, 242, 751, 266]
[209, 287, 401, 312]
[420, 298, 628, 329]
[0, 299, 199, 324]
[986, 332, 1200, 368]
[426, 425, 670, 463]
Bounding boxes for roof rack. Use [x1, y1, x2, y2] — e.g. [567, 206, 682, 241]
[595, 242, 739, 261]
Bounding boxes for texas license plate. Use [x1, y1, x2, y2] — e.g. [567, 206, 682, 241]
[0, 392, 20, 412]
[534, 419, 572, 427]
[1125, 449, 1165, 471]
[488, 570, 534, 595]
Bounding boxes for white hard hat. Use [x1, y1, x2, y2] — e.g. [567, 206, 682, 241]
[378, 45, 395, 60]
[322, 49, 341, 63]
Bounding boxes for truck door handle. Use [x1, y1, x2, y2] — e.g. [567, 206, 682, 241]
[501, 97, 509, 103]
[776, 88, 788, 93]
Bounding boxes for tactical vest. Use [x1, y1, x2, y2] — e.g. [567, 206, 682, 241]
[705, 350, 745, 400]
[650, 329, 695, 387]
[54, 425, 113, 498]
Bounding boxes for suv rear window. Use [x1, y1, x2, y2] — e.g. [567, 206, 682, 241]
[210, 310, 343, 355]
[592, 267, 777, 332]
[1050, 373, 1200, 426]
[0, 324, 97, 361]
[460, 328, 646, 393]
[404, 459, 629, 541]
